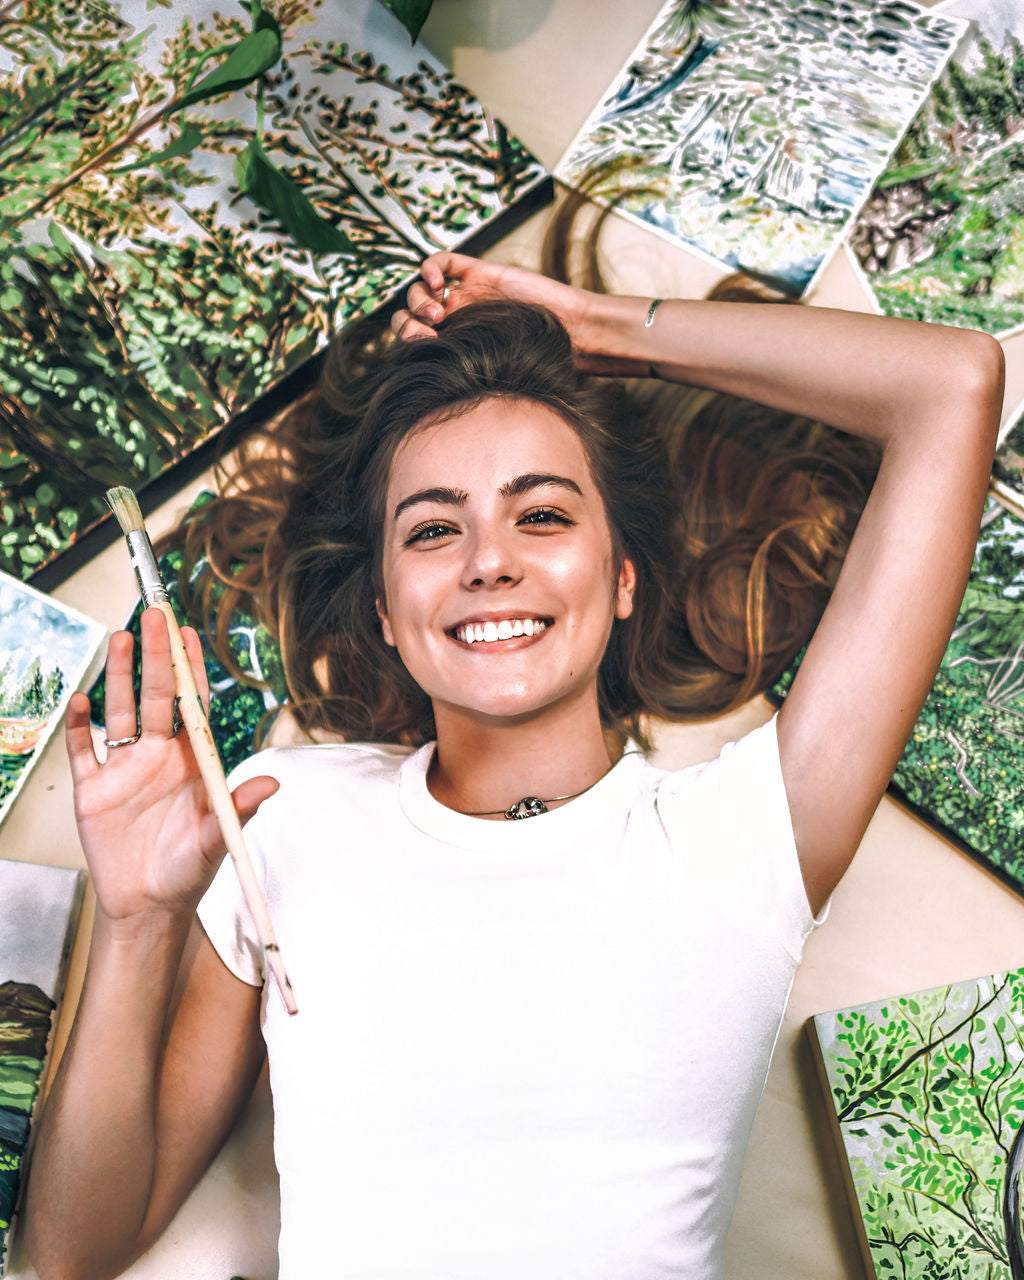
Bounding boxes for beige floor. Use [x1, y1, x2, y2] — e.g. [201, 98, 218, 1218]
[7, 1, 1024, 1276]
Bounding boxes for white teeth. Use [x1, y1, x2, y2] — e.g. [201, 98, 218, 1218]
[511, 620, 524, 637]
[454, 619, 548, 644]
[483, 621, 499, 642]
[523, 619, 534, 636]
[497, 620, 513, 640]
[474, 623, 485, 642]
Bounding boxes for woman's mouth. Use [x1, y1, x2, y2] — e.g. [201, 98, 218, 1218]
[450, 618, 550, 645]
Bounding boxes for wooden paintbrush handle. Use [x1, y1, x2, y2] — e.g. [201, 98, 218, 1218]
[155, 601, 299, 1016]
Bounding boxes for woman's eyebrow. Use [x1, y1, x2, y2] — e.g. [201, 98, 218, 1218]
[499, 473, 583, 499]
[393, 486, 468, 521]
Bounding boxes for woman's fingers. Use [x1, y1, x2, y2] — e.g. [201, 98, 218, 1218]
[138, 607, 177, 738]
[391, 307, 437, 343]
[102, 629, 138, 742]
[66, 690, 100, 783]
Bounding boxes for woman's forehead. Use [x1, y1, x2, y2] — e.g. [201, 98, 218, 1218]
[387, 398, 593, 501]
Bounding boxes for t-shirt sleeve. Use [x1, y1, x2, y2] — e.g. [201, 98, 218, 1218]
[654, 713, 822, 964]
[195, 753, 274, 989]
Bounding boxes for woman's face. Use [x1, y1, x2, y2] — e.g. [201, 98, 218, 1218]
[377, 397, 635, 730]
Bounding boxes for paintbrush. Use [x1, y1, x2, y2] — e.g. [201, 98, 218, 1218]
[104, 485, 298, 1016]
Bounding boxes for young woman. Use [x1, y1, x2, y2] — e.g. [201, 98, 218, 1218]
[25, 251, 1003, 1280]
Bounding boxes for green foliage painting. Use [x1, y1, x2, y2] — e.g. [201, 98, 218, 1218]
[774, 499, 1024, 896]
[0, 0, 547, 583]
[812, 968, 1024, 1279]
[852, 5, 1024, 338]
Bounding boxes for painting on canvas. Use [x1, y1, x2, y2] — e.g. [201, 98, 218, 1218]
[851, 0, 1024, 338]
[993, 401, 1024, 517]
[773, 499, 1024, 896]
[811, 968, 1024, 1278]
[0, 858, 85, 1274]
[557, 0, 962, 295]
[0, 0, 548, 584]
[0, 572, 105, 827]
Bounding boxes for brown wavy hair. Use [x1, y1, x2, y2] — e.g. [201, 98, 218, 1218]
[168, 230, 878, 749]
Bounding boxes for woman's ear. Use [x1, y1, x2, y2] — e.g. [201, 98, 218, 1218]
[615, 558, 636, 620]
[375, 598, 396, 647]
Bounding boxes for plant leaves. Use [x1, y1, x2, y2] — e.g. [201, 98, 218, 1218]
[178, 24, 282, 111]
[379, 0, 433, 43]
[234, 141, 354, 256]
[112, 123, 204, 173]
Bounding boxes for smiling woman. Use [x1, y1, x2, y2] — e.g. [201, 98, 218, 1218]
[24, 251, 1003, 1280]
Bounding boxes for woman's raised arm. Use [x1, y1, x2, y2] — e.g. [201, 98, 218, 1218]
[400, 253, 1004, 914]
[24, 608, 274, 1280]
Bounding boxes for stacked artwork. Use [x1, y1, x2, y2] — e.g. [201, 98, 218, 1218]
[811, 969, 1024, 1279]
[0, 859, 85, 1275]
[557, 0, 964, 294]
[851, 0, 1024, 338]
[0, 573, 105, 828]
[0, 0, 548, 584]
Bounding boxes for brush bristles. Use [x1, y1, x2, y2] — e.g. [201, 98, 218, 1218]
[105, 485, 145, 535]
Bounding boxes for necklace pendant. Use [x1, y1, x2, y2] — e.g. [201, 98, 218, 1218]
[504, 796, 548, 820]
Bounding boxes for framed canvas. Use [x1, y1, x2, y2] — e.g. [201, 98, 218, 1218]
[0, 858, 85, 1275]
[811, 968, 1024, 1279]
[772, 498, 1024, 897]
[992, 400, 1024, 519]
[850, 0, 1024, 338]
[556, 0, 963, 295]
[0, 572, 105, 829]
[0, 0, 550, 588]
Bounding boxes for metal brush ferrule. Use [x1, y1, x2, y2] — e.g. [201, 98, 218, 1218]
[125, 529, 170, 606]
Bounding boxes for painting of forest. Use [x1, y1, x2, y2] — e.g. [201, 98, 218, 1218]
[774, 499, 1024, 895]
[851, 0, 1024, 337]
[557, 0, 962, 293]
[0, 858, 84, 1274]
[0, 573, 104, 826]
[812, 968, 1024, 1279]
[0, 0, 547, 584]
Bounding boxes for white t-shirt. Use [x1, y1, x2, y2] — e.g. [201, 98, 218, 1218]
[198, 715, 819, 1280]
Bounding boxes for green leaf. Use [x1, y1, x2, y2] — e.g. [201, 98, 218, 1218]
[379, 0, 433, 42]
[234, 142, 353, 256]
[178, 25, 282, 112]
[113, 124, 204, 174]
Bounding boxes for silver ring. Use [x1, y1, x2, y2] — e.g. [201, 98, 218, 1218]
[441, 280, 451, 305]
[104, 731, 141, 748]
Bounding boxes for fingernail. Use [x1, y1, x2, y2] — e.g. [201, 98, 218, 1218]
[430, 303, 444, 321]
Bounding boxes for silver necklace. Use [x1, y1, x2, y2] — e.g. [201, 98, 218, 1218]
[462, 788, 591, 821]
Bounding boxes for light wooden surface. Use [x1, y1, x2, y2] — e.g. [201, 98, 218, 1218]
[6, 1, 1024, 1276]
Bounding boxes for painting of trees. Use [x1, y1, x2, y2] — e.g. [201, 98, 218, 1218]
[0, 0, 547, 583]
[813, 969, 1024, 1279]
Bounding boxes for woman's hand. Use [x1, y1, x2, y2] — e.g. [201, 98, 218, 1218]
[66, 606, 278, 932]
[391, 251, 656, 376]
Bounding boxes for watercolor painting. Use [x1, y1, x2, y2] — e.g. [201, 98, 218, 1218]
[0, 858, 85, 1275]
[811, 967, 1024, 1279]
[992, 401, 1024, 517]
[556, 0, 963, 294]
[774, 499, 1024, 896]
[0, 573, 105, 828]
[0, 0, 548, 584]
[851, 0, 1024, 338]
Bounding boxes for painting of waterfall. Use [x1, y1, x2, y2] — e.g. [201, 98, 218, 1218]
[557, 0, 964, 294]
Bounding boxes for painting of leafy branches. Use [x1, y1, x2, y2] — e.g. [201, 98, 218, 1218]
[851, 3, 1024, 338]
[774, 499, 1024, 896]
[0, 0, 546, 583]
[812, 968, 1024, 1279]
[556, 0, 963, 294]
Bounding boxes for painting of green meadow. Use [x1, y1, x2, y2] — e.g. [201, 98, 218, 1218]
[774, 499, 1024, 895]
[812, 967, 1024, 1278]
[0, 0, 546, 583]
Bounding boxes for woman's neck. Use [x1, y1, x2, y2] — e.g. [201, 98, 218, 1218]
[428, 698, 624, 820]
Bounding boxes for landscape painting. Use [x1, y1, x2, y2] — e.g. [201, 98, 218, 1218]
[850, 0, 1024, 337]
[773, 499, 1024, 896]
[0, 858, 85, 1275]
[557, 0, 963, 294]
[0, 572, 105, 827]
[811, 967, 1024, 1279]
[0, 0, 548, 584]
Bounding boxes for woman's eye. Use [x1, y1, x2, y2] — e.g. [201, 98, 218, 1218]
[405, 521, 457, 546]
[518, 507, 574, 528]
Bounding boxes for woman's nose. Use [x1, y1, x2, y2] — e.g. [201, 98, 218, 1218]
[461, 528, 523, 589]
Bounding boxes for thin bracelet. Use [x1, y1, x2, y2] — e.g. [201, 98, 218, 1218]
[644, 298, 663, 328]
